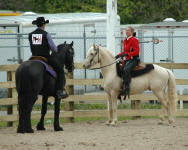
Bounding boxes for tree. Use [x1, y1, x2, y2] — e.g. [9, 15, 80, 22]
[1, 0, 188, 24]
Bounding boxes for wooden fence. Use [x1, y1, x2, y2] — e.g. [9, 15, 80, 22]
[0, 63, 188, 126]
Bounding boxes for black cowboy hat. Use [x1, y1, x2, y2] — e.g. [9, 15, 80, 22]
[32, 17, 49, 26]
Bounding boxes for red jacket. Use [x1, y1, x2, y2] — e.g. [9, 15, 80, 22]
[118, 36, 140, 60]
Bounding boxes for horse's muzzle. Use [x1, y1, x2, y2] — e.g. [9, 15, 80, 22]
[83, 64, 86, 69]
[83, 63, 91, 69]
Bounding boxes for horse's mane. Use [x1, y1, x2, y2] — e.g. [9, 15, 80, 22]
[50, 43, 66, 57]
[99, 46, 115, 59]
[57, 43, 66, 51]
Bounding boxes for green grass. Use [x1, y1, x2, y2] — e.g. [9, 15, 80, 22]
[1, 103, 188, 128]
[0, 121, 8, 127]
[0, 117, 107, 128]
[1, 103, 188, 111]
[1, 115, 188, 128]
[31, 103, 162, 111]
[32, 103, 188, 110]
[0, 116, 142, 128]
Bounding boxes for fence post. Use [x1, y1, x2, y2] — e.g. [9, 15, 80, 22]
[7, 71, 17, 126]
[131, 100, 141, 119]
[64, 71, 74, 123]
[180, 100, 183, 110]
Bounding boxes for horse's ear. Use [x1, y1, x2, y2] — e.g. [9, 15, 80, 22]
[64, 41, 66, 44]
[70, 41, 73, 47]
[93, 44, 96, 50]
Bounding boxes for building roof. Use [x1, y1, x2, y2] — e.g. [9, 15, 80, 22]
[139, 21, 188, 29]
[0, 12, 120, 27]
[120, 24, 145, 30]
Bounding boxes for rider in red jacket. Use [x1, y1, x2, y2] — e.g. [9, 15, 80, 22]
[118, 35, 139, 60]
[115, 26, 140, 98]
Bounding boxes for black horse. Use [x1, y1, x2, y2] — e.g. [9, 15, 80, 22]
[16, 42, 74, 133]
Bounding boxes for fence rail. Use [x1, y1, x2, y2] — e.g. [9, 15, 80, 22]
[0, 63, 188, 126]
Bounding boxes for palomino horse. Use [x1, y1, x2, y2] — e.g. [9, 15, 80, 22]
[83, 45, 177, 126]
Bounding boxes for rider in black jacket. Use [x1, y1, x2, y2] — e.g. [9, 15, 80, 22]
[29, 17, 67, 99]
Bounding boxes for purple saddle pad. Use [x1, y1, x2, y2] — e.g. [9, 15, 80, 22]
[31, 60, 56, 78]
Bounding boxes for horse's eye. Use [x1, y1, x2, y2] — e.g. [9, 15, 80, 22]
[91, 53, 94, 56]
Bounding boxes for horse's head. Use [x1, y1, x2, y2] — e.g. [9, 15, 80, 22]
[57, 41, 74, 72]
[83, 44, 100, 69]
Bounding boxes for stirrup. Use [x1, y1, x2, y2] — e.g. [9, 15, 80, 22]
[56, 90, 68, 99]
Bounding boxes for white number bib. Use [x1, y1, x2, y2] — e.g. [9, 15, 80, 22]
[32, 34, 43, 45]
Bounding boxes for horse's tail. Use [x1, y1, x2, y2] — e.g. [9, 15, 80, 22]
[16, 65, 35, 95]
[16, 67, 29, 94]
[167, 69, 177, 114]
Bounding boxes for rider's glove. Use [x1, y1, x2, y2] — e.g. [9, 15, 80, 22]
[115, 55, 120, 59]
[121, 53, 129, 57]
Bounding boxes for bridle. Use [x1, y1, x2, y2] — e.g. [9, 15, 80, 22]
[88, 46, 119, 70]
[65, 45, 74, 72]
[90, 46, 99, 64]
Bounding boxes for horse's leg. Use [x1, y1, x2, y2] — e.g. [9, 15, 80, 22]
[106, 93, 113, 125]
[158, 91, 168, 125]
[17, 94, 36, 133]
[37, 96, 48, 130]
[25, 94, 38, 133]
[161, 91, 175, 124]
[159, 104, 166, 124]
[153, 90, 168, 124]
[110, 91, 118, 126]
[17, 94, 27, 133]
[54, 98, 63, 131]
[164, 90, 175, 124]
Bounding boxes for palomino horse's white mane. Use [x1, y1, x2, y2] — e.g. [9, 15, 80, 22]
[102, 47, 115, 58]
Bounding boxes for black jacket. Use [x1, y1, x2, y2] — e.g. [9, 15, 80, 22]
[29, 28, 50, 58]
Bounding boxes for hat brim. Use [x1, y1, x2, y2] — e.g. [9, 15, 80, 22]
[32, 19, 49, 25]
[32, 20, 37, 25]
[45, 20, 49, 24]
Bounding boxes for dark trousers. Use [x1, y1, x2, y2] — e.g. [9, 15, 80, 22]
[122, 59, 138, 89]
[47, 56, 65, 90]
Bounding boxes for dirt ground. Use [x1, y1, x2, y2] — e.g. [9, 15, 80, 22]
[0, 118, 188, 150]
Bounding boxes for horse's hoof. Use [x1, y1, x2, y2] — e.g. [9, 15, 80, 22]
[54, 126, 63, 131]
[26, 128, 34, 133]
[111, 123, 118, 127]
[106, 120, 112, 125]
[168, 119, 175, 124]
[17, 128, 25, 133]
[110, 121, 118, 127]
[158, 120, 164, 125]
[37, 123, 46, 130]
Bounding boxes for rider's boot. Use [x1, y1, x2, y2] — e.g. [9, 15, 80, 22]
[124, 83, 130, 99]
[56, 71, 68, 99]
[122, 74, 130, 100]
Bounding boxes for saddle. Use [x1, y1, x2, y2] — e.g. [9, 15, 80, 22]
[29, 56, 57, 78]
[116, 60, 154, 101]
[29, 56, 48, 63]
[116, 60, 154, 78]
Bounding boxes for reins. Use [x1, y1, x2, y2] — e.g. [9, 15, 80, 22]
[88, 60, 119, 70]
[88, 46, 120, 70]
